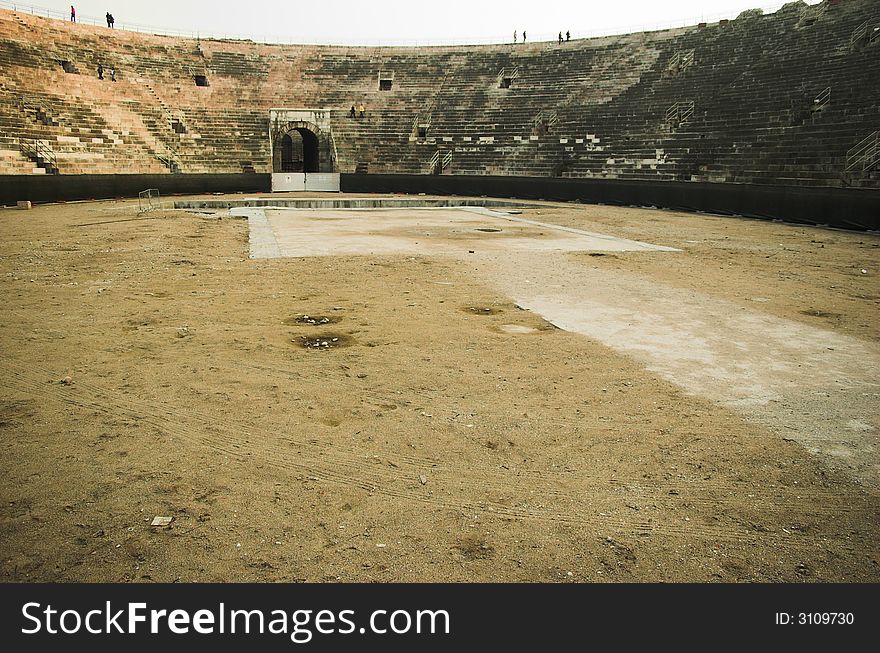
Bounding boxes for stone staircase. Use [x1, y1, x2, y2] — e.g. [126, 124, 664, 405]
[18, 137, 58, 174]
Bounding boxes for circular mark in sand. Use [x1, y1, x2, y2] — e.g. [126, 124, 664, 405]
[284, 314, 340, 326]
[462, 306, 502, 315]
[295, 333, 354, 350]
[475, 227, 503, 233]
[499, 324, 539, 334]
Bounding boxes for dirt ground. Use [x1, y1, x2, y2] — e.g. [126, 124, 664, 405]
[0, 194, 878, 583]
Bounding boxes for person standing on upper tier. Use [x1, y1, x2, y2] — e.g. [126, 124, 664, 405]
[70, 5, 76, 22]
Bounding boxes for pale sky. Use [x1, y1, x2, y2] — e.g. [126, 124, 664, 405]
[21, 0, 824, 45]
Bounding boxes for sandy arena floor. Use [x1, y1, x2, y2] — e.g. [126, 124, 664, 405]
[0, 193, 878, 582]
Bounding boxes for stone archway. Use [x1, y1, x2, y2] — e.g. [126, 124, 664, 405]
[280, 129, 321, 173]
[271, 118, 331, 174]
[269, 109, 339, 191]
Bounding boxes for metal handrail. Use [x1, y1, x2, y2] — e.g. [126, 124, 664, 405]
[666, 101, 694, 125]
[813, 86, 831, 111]
[428, 150, 440, 173]
[533, 110, 557, 128]
[666, 49, 694, 75]
[845, 131, 879, 173]
[429, 149, 453, 173]
[851, 20, 869, 49]
[681, 49, 695, 68]
[19, 137, 56, 167]
[156, 151, 180, 173]
[498, 67, 520, 81]
[683, 101, 695, 120]
[329, 132, 339, 171]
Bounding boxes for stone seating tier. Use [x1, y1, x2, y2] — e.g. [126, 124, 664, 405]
[0, 0, 877, 187]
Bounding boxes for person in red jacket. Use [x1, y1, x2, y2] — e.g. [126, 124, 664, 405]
[70, 5, 76, 22]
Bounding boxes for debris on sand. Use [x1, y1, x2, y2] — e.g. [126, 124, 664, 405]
[286, 314, 340, 326]
[295, 334, 352, 350]
[150, 516, 174, 528]
[300, 315, 331, 325]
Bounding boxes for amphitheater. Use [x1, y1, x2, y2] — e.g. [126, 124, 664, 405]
[0, 0, 878, 583]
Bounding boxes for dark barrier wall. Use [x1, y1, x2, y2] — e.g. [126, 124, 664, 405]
[0, 174, 271, 205]
[341, 174, 880, 231]
[2, 173, 877, 231]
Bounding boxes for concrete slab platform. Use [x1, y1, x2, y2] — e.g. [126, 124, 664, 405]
[241, 206, 677, 258]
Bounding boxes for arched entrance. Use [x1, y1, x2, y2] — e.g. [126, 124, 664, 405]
[275, 124, 321, 173]
[280, 129, 320, 172]
[269, 110, 340, 192]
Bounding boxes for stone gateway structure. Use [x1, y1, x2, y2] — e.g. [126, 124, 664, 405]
[268, 109, 340, 191]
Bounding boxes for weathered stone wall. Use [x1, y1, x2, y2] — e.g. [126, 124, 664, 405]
[0, 0, 877, 187]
